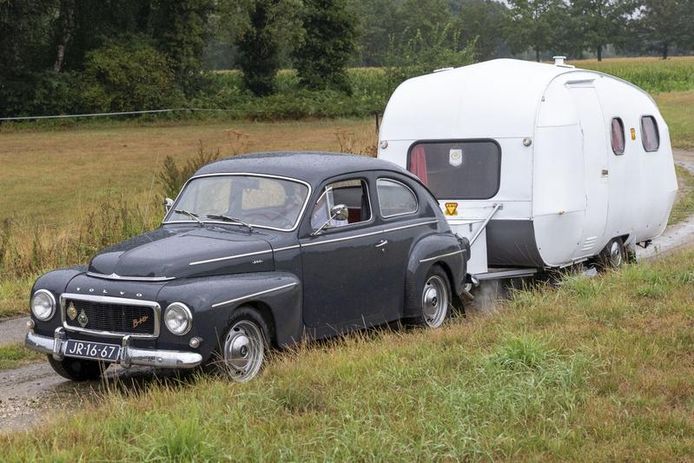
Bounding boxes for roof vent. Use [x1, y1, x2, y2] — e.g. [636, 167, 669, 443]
[433, 67, 454, 73]
[553, 56, 574, 68]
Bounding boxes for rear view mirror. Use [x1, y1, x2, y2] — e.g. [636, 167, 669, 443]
[330, 204, 349, 221]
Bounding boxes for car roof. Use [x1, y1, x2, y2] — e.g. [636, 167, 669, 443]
[194, 152, 415, 184]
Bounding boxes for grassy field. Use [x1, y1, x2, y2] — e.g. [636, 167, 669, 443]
[671, 164, 694, 224]
[1, 248, 692, 461]
[0, 344, 43, 371]
[575, 56, 694, 93]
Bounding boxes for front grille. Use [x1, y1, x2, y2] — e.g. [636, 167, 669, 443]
[64, 298, 156, 336]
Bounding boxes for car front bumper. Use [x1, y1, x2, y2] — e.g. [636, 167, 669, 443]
[26, 327, 203, 369]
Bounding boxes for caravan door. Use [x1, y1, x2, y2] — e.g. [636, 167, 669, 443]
[567, 82, 609, 257]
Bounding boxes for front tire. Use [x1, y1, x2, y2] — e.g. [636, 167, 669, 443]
[221, 308, 269, 382]
[47, 355, 104, 381]
[415, 266, 451, 328]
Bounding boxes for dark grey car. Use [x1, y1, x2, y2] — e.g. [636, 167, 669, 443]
[26, 152, 470, 382]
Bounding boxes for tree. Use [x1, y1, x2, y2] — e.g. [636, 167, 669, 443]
[152, 0, 214, 94]
[505, 0, 567, 61]
[293, 0, 357, 93]
[570, 0, 634, 61]
[457, 0, 510, 61]
[636, 0, 694, 59]
[237, 0, 280, 95]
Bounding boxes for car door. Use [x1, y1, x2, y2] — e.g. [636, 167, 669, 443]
[299, 175, 388, 336]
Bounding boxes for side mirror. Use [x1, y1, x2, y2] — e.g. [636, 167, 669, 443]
[164, 197, 174, 214]
[330, 204, 349, 221]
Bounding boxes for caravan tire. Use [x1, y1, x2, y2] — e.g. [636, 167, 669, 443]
[598, 238, 626, 271]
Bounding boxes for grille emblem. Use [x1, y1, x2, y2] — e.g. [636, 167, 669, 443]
[77, 309, 89, 327]
[67, 303, 78, 320]
[132, 315, 149, 329]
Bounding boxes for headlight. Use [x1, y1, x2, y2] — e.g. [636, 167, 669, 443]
[164, 302, 192, 335]
[31, 289, 56, 321]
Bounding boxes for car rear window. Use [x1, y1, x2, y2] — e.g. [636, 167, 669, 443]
[407, 140, 501, 199]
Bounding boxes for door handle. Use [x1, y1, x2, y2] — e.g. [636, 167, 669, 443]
[375, 239, 388, 248]
[601, 169, 609, 177]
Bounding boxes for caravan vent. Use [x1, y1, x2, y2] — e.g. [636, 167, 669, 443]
[553, 56, 575, 68]
[433, 67, 454, 73]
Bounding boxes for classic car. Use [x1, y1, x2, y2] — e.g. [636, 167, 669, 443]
[26, 152, 470, 382]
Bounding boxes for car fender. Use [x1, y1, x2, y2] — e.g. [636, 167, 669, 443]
[404, 234, 469, 317]
[158, 272, 302, 355]
[30, 266, 87, 335]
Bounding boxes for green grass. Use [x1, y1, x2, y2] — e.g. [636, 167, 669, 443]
[670, 164, 694, 224]
[656, 91, 694, 150]
[0, 276, 33, 319]
[0, 344, 43, 371]
[1, 249, 692, 461]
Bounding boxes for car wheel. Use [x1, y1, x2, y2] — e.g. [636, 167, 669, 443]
[222, 309, 269, 382]
[47, 355, 104, 381]
[598, 238, 626, 270]
[417, 266, 451, 328]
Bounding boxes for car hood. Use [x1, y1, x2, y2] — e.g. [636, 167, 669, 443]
[88, 226, 275, 279]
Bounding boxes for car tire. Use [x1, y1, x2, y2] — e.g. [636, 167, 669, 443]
[598, 237, 626, 271]
[414, 266, 451, 328]
[221, 308, 270, 383]
[47, 355, 104, 381]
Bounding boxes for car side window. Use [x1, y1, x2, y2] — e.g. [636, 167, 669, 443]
[310, 179, 371, 230]
[610, 117, 625, 155]
[641, 116, 660, 152]
[377, 178, 418, 218]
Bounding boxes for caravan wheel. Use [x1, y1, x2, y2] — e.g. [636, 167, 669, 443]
[598, 238, 626, 270]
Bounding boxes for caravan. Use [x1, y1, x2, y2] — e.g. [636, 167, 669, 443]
[378, 58, 678, 280]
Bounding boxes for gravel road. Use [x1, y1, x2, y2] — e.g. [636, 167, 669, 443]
[1, 151, 692, 435]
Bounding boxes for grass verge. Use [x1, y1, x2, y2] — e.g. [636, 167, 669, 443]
[656, 91, 694, 150]
[0, 276, 33, 319]
[1, 248, 692, 461]
[0, 344, 43, 371]
[671, 164, 694, 224]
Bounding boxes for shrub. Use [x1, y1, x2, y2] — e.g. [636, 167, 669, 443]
[82, 38, 184, 112]
[158, 142, 222, 199]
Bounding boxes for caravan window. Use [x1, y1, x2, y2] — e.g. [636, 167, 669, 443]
[641, 116, 660, 152]
[611, 118, 625, 155]
[407, 140, 501, 199]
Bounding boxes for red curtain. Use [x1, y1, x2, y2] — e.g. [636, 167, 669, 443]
[409, 145, 428, 185]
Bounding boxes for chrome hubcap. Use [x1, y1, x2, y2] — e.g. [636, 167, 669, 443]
[421, 275, 449, 328]
[224, 320, 264, 382]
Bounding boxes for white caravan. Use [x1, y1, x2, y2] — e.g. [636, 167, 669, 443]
[378, 58, 678, 280]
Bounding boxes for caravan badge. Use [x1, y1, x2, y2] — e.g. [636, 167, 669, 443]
[449, 148, 463, 167]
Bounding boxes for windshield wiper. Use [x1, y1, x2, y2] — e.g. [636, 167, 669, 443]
[174, 209, 204, 227]
[206, 214, 254, 232]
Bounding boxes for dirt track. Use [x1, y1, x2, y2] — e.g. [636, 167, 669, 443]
[1, 151, 692, 435]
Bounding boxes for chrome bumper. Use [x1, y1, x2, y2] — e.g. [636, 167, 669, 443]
[26, 328, 203, 369]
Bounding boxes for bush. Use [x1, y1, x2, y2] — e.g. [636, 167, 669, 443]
[158, 142, 222, 199]
[0, 71, 82, 118]
[82, 39, 184, 112]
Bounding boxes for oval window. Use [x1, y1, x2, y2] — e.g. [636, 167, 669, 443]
[610, 118, 625, 155]
[377, 178, 418, 218]
[641, 116, 660, 152]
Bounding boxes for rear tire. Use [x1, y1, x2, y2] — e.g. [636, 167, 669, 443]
[413, 266, 451, 328]
[598, 237, 626, 271]
[47, 355, 104, 381]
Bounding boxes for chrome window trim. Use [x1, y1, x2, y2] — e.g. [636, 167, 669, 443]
[376, 178, 419, 218]
[309, 177, 375, 232]
[162, 173, 313, 232]
[211, 282, 298, 308]
[419, 249, 465, 263]
[60, 293, 161, 339]
[87, 272, 176, 282]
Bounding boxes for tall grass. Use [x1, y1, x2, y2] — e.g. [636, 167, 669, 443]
[576, 56, 694, 93]
[1, 248, 692, 461]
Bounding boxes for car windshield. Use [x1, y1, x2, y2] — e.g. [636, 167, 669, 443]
[166, 175, 310, 231]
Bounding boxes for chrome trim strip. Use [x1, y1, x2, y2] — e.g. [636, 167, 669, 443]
[211, 282, 298, 308]
[86, 272, 176, 282]
[384, 219, 438, 233]
[301, 229, 383, 247]
[419, 249, 465, 263]
[162, 173, 312, 232]
[189, 249, 272, 266]
[273, 244, 301, 252]
[60, 293, 161, 339]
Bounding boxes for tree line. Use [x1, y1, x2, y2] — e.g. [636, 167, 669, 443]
[1, 0, 692, 117]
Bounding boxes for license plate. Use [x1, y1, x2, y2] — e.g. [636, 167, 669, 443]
[64, 340, 121, 363]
